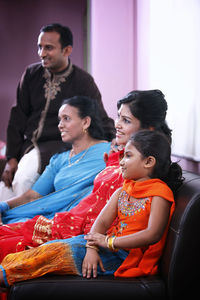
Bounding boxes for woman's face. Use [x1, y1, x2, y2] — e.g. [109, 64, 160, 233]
[58, 104, 89, 143]
[115, 104, 141, 146]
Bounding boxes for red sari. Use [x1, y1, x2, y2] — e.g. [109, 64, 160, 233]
[0, 151, 124, 262]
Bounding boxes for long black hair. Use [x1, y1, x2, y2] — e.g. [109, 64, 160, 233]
[129, 130, 184, 194]
[117, 90, 172, 143]
[61, 96, 105, 140]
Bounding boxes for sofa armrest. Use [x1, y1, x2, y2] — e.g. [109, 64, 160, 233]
[161, 171, 200, 298]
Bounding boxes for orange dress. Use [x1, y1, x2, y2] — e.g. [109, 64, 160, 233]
[111, 178, 175, 277]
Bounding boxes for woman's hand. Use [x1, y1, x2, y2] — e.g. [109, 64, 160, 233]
[104, 139, 120, 163]
[104, 139, 124, 163]
[82, 248, 105, 278]
[84, 232, 107, 248]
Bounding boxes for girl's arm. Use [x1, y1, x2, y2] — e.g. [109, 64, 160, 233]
[87, 187, 121, 235]
[82, 188, 120, 278]
[114, 196, 171, 249]
[86, 195, 171, 250]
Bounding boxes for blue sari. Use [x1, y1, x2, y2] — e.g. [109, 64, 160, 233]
[2, 142, 111, 224]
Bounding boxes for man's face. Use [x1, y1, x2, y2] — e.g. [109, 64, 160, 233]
[37, 31, 72, 73]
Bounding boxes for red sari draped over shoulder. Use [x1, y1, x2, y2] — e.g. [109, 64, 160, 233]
[0, 151, 124, 262]
[111, 178, 175, 277]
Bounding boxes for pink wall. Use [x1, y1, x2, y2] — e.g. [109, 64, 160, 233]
[89, 0, 136, 120]
[0, 0, 87, 141]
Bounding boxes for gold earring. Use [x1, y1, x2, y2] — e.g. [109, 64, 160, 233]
[83, 128, 87, 134]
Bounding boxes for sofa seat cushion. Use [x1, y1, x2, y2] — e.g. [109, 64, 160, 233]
[8, 275, 167, 300]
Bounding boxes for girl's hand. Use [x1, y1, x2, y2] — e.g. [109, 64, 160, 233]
[84, 233, 107, 248]
[82, 248, 105, 278]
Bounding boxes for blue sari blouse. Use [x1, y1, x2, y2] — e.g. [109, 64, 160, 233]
[3, 142, 111, 224]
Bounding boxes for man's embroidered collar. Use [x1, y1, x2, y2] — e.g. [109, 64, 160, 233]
[43, 60, 73, 100]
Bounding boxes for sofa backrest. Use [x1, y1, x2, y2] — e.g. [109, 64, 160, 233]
[160, 171, 200, 299]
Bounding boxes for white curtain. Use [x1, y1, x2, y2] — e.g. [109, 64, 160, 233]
[137, 0, 200, 161]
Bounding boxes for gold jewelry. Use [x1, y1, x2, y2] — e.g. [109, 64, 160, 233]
[106, 236, 118, 252]
[68, 146, 90, 167]
[86, 242, 99, 252]
[105, 235, 109, 244]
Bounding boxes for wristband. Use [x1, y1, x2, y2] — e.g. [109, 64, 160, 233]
[0, 202, 10, 214]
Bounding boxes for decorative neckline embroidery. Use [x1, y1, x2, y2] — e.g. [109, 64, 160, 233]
[43, 60, 73, 100]
[31, 61, 73, 168]
[118, 190, 149, 217]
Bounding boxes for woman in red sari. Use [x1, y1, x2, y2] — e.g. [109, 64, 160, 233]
[0, 90, 172, 261]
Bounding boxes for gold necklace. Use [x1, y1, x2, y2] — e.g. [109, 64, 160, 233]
[68, 145, 91, 167]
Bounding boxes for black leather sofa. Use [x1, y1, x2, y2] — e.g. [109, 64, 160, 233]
[1, 167, 199, 300]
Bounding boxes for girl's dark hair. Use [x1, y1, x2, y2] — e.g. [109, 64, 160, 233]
[129, 130, 184, 194]
[117, 90, 172, 143]
[61, 96, 105, 140]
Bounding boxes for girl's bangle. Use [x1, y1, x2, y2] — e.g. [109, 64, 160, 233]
[106, 235, 118, 252]
[85, 242, 99, 252]
[105, 235, 109, 244]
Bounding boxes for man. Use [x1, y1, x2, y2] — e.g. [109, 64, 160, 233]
[1, 23, 115, 199]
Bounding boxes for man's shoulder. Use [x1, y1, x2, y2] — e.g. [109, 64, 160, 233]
[72, 64, 94, 81]
[25, 62, 44, 75]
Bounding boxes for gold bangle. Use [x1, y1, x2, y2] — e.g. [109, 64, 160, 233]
[86, 242, 99, 252]
[107, 236, 118, 252]
[105, 235, 109, 244]
[108, 237, 113, 250]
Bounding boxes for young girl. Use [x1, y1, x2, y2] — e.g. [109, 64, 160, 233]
[83, 130, 183, 278]
[0, 130, 183, 287]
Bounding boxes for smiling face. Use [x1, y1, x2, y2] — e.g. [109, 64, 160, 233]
[120, 141, 156, 181]
[120, 142, 146, 180]
[58, 104, 90, 143]
[37, 31, 72, 73]
[115, 104, 141, 146]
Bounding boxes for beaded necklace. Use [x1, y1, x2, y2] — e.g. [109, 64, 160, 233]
[68, 145, 90, 167]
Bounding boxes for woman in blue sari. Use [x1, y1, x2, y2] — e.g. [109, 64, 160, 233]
[0, 96, 111, 224]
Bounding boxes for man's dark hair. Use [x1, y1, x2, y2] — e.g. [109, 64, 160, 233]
[40, 23, 73, 48]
